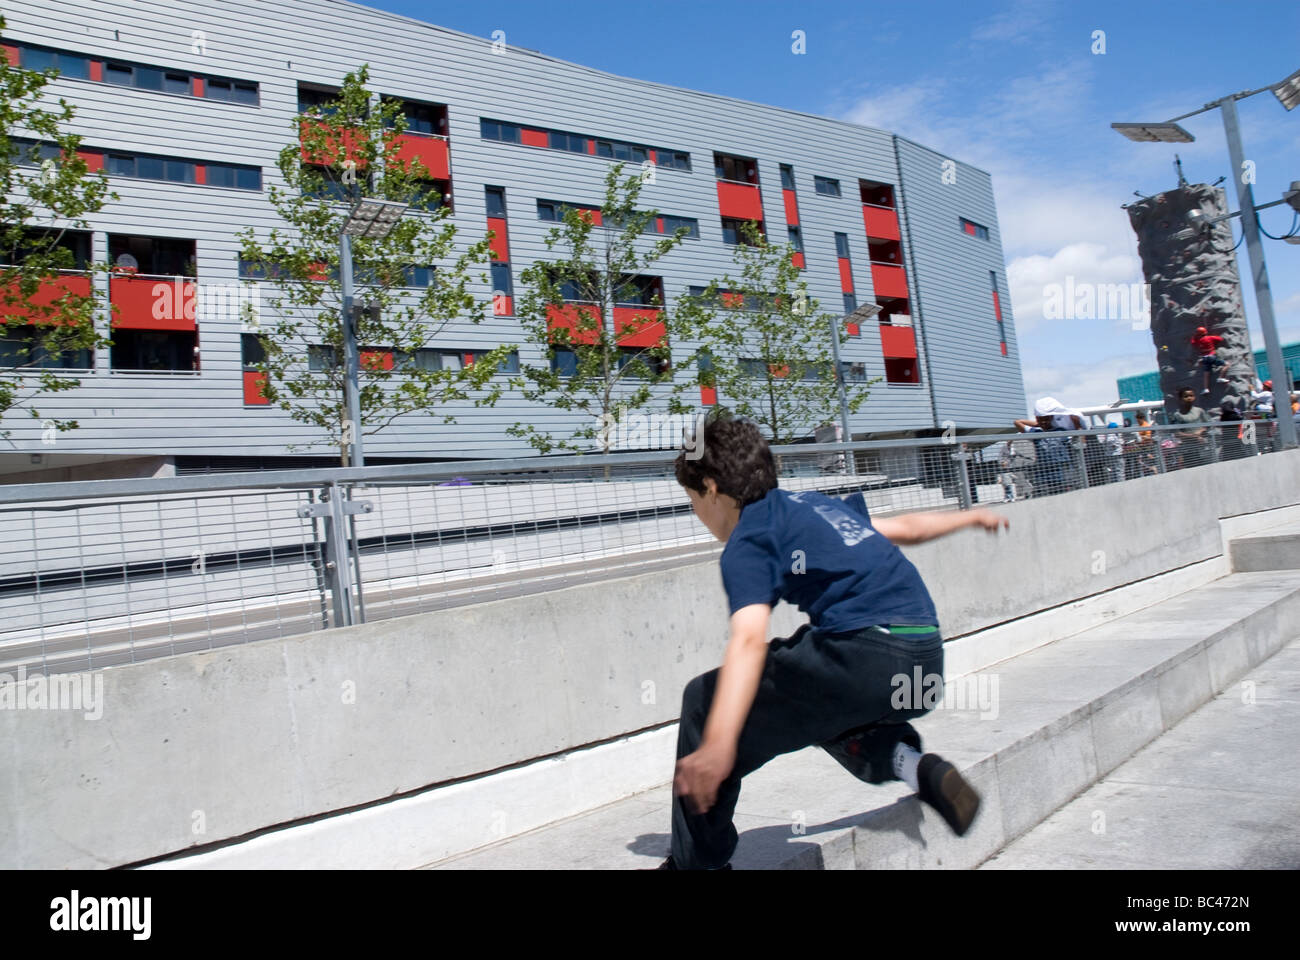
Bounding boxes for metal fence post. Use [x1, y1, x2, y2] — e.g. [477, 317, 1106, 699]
[296, 480, 373, 628]
[954, 444, 973, 510]
[1076, 437, 1090, 490]
[1153, 430, 1168, 474]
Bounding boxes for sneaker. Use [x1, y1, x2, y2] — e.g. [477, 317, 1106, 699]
[916, 754, 981, 836]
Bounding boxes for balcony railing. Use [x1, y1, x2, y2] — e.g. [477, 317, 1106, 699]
[109, 273, 198, 331]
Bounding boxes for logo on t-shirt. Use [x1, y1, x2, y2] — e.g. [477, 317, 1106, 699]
[788, 491, 876, 547]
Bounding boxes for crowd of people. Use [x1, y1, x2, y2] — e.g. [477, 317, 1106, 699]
[993, 380, 1298, 501]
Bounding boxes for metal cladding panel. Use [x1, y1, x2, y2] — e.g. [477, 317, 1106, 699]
[0, 0, 1021, 457]
[892, 136, 1026, 429]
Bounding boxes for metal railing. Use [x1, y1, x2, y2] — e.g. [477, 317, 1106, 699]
[0, 420, 1286, 676]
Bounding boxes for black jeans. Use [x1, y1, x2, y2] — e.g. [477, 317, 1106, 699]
[670, 623, 944, 869]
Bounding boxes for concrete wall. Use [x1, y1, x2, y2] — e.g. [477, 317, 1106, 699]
[1, 449, 1296, 868]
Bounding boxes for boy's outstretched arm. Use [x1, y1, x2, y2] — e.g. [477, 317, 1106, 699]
[674, 603, 770, 815]
[874, 508, 1008, 546]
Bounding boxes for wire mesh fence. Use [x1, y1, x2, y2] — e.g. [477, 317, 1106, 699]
[0, 420, 1287, 676]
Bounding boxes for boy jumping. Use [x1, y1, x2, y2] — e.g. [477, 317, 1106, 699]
[658, 415, 1007, 870]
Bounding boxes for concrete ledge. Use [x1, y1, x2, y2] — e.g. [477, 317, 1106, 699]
[1230, 521, 1300, 572]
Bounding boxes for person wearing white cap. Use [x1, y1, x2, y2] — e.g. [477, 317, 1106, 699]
[1013, 398, 1085, 496]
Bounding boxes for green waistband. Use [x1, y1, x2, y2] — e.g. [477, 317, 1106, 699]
[882, 624, 940, 635]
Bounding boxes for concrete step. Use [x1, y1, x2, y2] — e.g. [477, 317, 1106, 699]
[423, 569, 1300, 869]
[1230, 521, 1300, 572]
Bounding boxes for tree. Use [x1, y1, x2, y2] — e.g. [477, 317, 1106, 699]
[0, 15, 115, 439]
[682, 221, 878, 443]
[510, 163, 703, 454]
[236, 65, 510, 464]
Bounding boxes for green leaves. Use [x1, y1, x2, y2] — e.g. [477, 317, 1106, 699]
[0, 15, 116, 437]
[235, 66, 502, 462]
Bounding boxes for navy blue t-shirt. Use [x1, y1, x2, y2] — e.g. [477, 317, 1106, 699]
[719, 487, 938, 633]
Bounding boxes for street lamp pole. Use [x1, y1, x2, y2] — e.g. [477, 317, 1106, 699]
[1218, 95, 1297, 450]
[339, 231, 363, 467]
[338, 197, 409, 468]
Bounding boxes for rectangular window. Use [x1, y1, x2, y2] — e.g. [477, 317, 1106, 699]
[104, 62, 134, 86]
[162, 159, 196, 183]
[714, 153, 758, 184]
[11, 138, 63, 167]
[860, 179, 896, 207]
[207, 78, 259, 105]
[308, 345, 339, 372]
[787, 226, 803, 252]
[163, 71, 190, 95]
[960, 217, 989, 240]
[814, 176, 841, 197]
[780, 164, 796, 190]
[841, 361, 868, 383]
[238, 258, 289, 280]
[206, 163, 262, 190]
[490, 262, 513, 296]
[485, 186, 506, 217]
[616, 347, 669, 379]
[110, 329, 196, 372]
[480, 119, 521, 143]
[537, 200, 559, 221]
[550, 347, 578, 377]
[843, 293, 857, 314]
[834, 233, 851, 258]
[22, 46, 91, 81]
[548, 131, 586, 153]
[721, 218, 763, 245]
[132, 66, 164, 91]
[0, 325, 92, 369]
[657, 150, 691, 171]
[135, 155, 164, 180]
[241, 333, 266, 370]
[660, 215, 699, 239]
[405, 265, 435, 287]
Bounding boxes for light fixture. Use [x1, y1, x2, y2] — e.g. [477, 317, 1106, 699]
[342, 198, 410, 239]
[1110, 122, 1195, 143]
[1273, 67, 1300, 111]
[845, 301, 884, 325]
[1285, 181, 1300, 214]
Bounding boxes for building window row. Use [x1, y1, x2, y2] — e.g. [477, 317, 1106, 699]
[3, 40, 259, 104]
[13, 137, 262, 191]
[480, 118, 691, 171]
[302, 342, 520, 374]
[813, 175, 841, 197]
[536, 198, 699, 239]
[960, 217, 990, 240]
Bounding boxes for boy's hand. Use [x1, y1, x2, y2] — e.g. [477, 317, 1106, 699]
[674, 740, 737, 815]
[970, 509, 1009, 534]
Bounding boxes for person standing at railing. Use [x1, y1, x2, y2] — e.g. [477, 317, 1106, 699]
[1014, 397, 1083, 497]
[1217, 398, 1252, 461]
[657, 415, 1008, 870]
[1100, 422, 1126, 482]
[1170, 387, 1213, 468]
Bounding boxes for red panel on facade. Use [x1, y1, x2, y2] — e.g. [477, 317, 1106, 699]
[191, 76, 204, 97]
[77, 150, 104, 173]
[0, 274, 93, 324]
[493, 294, 514, 316]
[992, 290, 1003, 322]
[109, 276, 197, 331]
[879, 324, 917, 359]
[871, 263, 909, 299]
[88, 59, 103, 81]
[1, 44, 19, 66]
[360, 349, 394, 371]
[655, 217, 664, 233]
[486, 216, 510, 262]
[1000, 341, 1008, 357]
[391, 133, 450, 179]
[790, 252, 805, 270]
[837, 258, 854, 293]
[299, 120, 369, 167]
[862, 204, 901, 241]
[783, 189, 799, 225]
[719, 291, 745, 309]
[243, 370, 270, 405]
[613, 306, 666, 348]
[845, 322, 859, 337]
[648, 150, 657, 164]
[587, 139, 596, 155]
[700, 385, 717, 406]
[546, 303, 601, 345]
[964, 221, 976, 235]
[716, 181, 763, 220]
[194, 164, 207, 185]
[520, 128, 549, 148]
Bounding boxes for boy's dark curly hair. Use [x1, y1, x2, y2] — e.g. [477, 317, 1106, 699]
[674, 411, 777, 506]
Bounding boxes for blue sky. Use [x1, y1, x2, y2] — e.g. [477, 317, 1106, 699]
[366, 0, 1300, 412]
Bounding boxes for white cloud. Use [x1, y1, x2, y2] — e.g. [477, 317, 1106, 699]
[1007, 242, 1143, 334]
